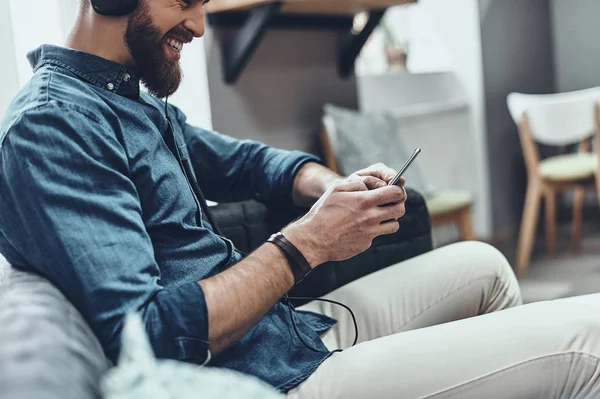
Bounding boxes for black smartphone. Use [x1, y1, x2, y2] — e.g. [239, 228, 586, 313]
[388, 148, 422, 186]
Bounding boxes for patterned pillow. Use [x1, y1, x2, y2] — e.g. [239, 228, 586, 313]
[323, 104, 435, 197]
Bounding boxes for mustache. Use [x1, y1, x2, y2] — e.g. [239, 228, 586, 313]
[165, 27, 194, 43]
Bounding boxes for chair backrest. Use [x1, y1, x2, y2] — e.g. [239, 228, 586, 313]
[507, 87, 600, 146]
[320, 114, 340, 173]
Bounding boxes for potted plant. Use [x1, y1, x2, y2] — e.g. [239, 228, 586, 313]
[380, 20, 409, 71]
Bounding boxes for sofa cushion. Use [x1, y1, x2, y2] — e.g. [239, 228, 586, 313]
[0, 255, 110, 399]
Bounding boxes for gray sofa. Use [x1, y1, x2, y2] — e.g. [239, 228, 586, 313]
[0, 255, 110, 399]
[0, 194, 432, 399]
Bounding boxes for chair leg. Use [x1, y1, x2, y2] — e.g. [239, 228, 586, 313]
[516, 181, 542, 277]
[544, 189, 557, 257]
[572, 187, 585, 253]
[457, 207, 476, 241]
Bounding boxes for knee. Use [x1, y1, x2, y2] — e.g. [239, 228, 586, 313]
[567, 316, 600, 358]
[532, 299, 600, 356]
[450, 241, 522, 306]
[448, 241, 513, 276]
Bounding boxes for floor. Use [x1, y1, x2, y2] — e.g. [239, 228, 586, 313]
[493, 223, 600, 304]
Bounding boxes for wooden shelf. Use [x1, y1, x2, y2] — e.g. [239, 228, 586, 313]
[206, 0, 417, 84]
[389, 98, 470, 119]
[206, 0, 416, 15]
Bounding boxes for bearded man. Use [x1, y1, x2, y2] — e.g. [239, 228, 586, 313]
[2, 1, 600, 398]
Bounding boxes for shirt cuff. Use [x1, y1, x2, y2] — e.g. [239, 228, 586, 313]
[149, 280, 211, 364]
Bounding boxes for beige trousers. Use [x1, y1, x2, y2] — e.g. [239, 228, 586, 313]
[289, 241, 600, 399]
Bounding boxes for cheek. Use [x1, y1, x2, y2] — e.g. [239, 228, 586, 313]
[146, 6, 179, 36]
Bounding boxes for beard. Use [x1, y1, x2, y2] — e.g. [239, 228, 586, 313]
[124, 3, 183, 98]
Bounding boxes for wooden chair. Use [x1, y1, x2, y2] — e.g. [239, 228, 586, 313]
[507, 89, 600, 277]
[321, 115, 476, 242]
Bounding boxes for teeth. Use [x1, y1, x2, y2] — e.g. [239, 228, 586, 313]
[166, 38, 183, 52]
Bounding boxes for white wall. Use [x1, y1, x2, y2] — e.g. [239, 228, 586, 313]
[0, 1, 20, 119]
[429, 0, 490, 237]
[365, 0, 491, 238]
[170, 39, 213, 129]
[9, 0, 67, 87]
[387, 5, 453, 73]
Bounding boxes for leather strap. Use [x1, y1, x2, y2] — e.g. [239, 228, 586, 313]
[267, 232, 312, 285]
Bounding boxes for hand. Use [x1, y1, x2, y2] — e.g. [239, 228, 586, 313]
[347, 163, 400, 190]
[348, 163, 407, 206]
[283, 178, 407, 269]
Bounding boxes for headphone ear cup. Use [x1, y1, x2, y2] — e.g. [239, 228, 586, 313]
[91, 0, 138, 16]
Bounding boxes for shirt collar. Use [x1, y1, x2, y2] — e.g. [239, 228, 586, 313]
[27, 45, 140, 99]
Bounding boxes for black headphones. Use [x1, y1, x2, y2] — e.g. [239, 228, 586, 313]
[91, 0, 138, 16]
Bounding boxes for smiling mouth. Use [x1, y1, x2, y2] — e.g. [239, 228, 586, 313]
[165, 37, 184, 53]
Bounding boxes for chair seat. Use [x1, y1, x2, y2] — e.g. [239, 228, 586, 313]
[540, 153, 598, 182]
[425, 191, 472, 216]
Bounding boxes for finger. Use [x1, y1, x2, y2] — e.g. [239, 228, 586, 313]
[355, 163, 397, 184]
[376, 219, 401, 236]
[392, 186, 407, 203]
[335, 180, 369, 193]
[377, 202, 406, 221]
[360, 176, 387, 190]
[389, 175, 406, 187]
[364, 185, 405, 206]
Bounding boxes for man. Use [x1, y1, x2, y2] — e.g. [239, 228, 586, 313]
[2, 0, 600, 398]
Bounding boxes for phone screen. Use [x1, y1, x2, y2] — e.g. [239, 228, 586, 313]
[388, 148, 421, 186]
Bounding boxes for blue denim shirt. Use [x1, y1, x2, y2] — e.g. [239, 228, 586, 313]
[0, 45, 335, 391]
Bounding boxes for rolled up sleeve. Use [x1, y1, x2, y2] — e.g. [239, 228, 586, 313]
[173, 106, 321, 209]
[0, 104, 210, 363]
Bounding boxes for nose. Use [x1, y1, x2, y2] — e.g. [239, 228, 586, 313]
[183, 4, 205, 38]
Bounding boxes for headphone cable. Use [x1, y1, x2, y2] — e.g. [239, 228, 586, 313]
[163, 97, 223, 236]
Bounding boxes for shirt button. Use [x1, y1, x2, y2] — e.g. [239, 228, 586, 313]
[123, 73, 131, 82]
[107, 82, 115, 91]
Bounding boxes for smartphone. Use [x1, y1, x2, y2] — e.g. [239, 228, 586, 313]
[388, 148, 422, 186]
